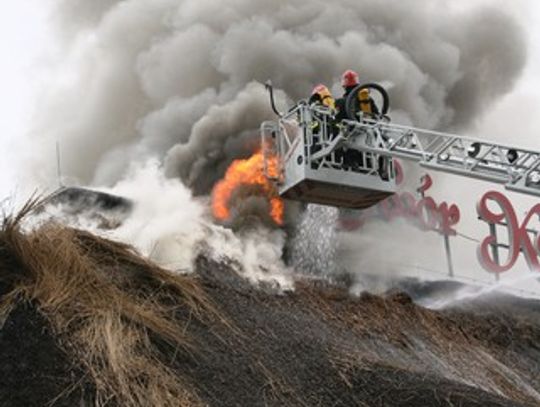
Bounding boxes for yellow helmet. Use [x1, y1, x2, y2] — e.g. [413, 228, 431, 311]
[359, 88, 370, 100]
[312, 84, 331, 97]
[312, 84, 335, 109]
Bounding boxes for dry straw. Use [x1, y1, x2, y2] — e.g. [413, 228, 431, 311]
[0, 198, 224, 406]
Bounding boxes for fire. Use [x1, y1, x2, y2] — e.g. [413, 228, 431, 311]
[212, 150, 283, 225]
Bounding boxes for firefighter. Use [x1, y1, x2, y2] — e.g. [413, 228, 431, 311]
[335, 69, 360, 121]
[336, 70, 380, 120]
[335, 70, 365, 171]
[359, 88, 380, 118]
[341, 69, 360, 97]
[357, 87, 385, 178]
[308, 84, 336, 159]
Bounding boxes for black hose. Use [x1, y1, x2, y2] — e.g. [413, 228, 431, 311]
[345, 83, 390, 120]
[265, 80, 283, 117]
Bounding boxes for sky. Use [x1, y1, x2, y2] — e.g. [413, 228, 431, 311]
[0, 1, 539, 291]
[0, 1, 53, 199]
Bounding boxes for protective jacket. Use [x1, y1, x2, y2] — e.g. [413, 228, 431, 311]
[335, 86, 355, 121]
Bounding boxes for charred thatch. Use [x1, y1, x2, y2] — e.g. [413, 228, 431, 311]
[0, 201, 539, 406]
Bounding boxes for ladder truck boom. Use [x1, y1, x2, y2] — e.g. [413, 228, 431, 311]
[262, 83, 540, 208]
[328, 118, 540, 196]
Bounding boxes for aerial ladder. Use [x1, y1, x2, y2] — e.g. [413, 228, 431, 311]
[262, 82, 540, 208]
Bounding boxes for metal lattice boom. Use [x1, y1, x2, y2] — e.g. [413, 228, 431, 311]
[320, 115, 540, 197]
[262, 103, 540, 208]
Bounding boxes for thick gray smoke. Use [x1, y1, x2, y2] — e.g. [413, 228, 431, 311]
[21, 0, 526, 196]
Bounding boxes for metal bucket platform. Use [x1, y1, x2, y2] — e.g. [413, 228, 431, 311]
[281, 166, 394, 209]
[262, 106, 396, 210]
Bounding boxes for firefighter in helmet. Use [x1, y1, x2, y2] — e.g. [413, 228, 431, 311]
[334, 71, 361, 171]
[335, 69, 359, 121]
[341, 70, 360, 97]
[308, 84, 336, 158]
[358, 88, 380, 118]
[336, 69, 379, 121]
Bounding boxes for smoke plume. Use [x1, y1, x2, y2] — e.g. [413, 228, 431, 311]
[16, 0, 529, 287]
[21, 0, 526, 193]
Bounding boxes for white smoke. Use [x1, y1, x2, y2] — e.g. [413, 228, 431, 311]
[106, 160, 206, 270]
[30, 161, 293, 288]
[108, 162, 293, 288]
[338, 217, 445, 293]
[425, 273, 540, 309]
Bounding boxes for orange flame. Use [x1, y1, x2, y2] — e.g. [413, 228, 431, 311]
[212, 150, 283, 225]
